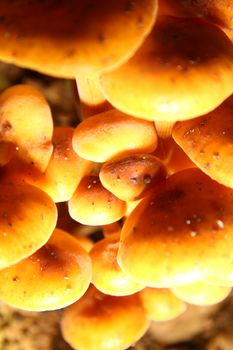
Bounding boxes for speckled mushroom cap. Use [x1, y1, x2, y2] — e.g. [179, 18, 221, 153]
[171, 281, 232, 306]
[117, 168, 233, 287]
[0, 0, 158, 78]
[61, 285, 150, 350]
[90, 233, 144, 296]
[0, 84, 53, 172]
[160, 0, 233, 29]
[68, 175, 126, 226]
[99, 153, 167, 201]
[139, 287, 187, 322]
[0, 182, 57, 270]
[3, 127, 92, 202]
[100, 16, 233, 121]
[0, 228, 92, 311]
[172, 95, 233, 189]
[72, 109, 157, 162]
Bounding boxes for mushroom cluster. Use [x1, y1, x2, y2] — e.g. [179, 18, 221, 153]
[0, 1, 233, 350]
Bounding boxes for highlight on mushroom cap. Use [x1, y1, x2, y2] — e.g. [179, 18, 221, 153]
[0, 228, 92, 311]
[0, 181, 57, 270]
[171, 281, 232, 306]
[0, 84, 53, 172]
[68, 175, 126, 226]
[117, 168, 233, 287]
[90, 233, 144, 296]
[61, 285, 150, 350]
[139, 287, 187, 322]
[2, 127, 93, 202]
[72, 109, 158, 162]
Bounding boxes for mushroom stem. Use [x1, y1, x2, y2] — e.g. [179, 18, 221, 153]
[154, 120, 175, 138]
[76, 74, 111, 118]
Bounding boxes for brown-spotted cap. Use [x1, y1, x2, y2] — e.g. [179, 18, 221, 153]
[100, 153, 167, 201]
[118, 168, 233, 287]
[0, 228, 92, 311]
[172, 95, 233, 188]
[61, 285, 150, 350]
[0, 0, 158, 78]
[101, 16, 233, 122]
[0, 182, 57, 270]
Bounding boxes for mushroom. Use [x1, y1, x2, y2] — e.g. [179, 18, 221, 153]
[100, 16, 233, 137]
[172, 94, 233, 189]
[0, 228, 92, 311]
[160, 0, 233, 30]
[139, 287, 187, 322]
[0, 84, 53, 172]
[99, 153, 167, 201]
[61, 285, 150, 350]
[90, 233, 144, 296]
[2, 127, 92, 202]
[68, 175, 126, 226]
[171, 281, 232, 306]
[117, 168, 233, 287]
[72, 109, 158, 162]
[0, 0, 158, 117]
[0, 181, 57, 270]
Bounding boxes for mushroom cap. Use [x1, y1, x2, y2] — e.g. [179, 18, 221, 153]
[172, 95, 233, 188]
[0, 182, 57, 270]
[160, 0, 233, 29]
[61, 285, 150, 350]
[72, 109, 157, 162]
[207, 261, 233, 286]
[90, 233, 144, 296]
[68, 175, 126, 226]
[171, 281, 232, 306]
[0, 228, 92, 311]
[0, 84, 53, 172]
[3, 127, 93, 202]
[117, 168, 233, 287]
[101, 16, 233, 121]
[0, 0, 158, 78]
[100, 153, 167, 201]
[139, 287, 187, 322]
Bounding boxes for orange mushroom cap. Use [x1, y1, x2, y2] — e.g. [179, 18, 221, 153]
[101, 16, 233, 122]
[118, 168, 233, 287]
[68, 175, 126, 226]
[2, 127, 92, 202]
[72, 109, 158, 162]
[172, 95, 233, 189]
[0, 228, 92, 311]
[90, 233, 144, 296]
[0, 84, 53, 172]
[139, 287, 187, 322]
[61, 285, 150, 350]
[0, 182, 57, 270]
[171, 281, 232, 306]
[0, 0, 158, 78]
[99, 153, 167, 202]
[160, 0, 233, 29]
